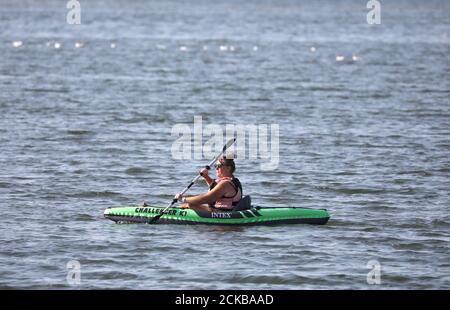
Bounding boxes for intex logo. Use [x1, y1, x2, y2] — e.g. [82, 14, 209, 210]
[211, 212, 232, 218]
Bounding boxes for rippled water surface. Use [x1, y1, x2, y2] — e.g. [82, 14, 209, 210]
[1, 0, 449, 289]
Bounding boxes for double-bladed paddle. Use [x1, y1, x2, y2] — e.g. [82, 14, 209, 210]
[150, 138, 236, 224]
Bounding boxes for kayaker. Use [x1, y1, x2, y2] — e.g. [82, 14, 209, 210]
[175, 157, 242, 212]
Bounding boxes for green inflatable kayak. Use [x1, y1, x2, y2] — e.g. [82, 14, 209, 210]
[104, 205, 330, 226]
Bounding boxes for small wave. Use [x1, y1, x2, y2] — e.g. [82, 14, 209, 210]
[351, 225, 381, 232]
[322, 186, 386, 195]
[333, 171, 357, 176]
[370, 92, 392, 99]
[190, 85, 215, 93]
[102, 148, 128, 154]
[435, 167, 450, 173]
[0, 182, 12, 188]
[419, 89, 450, 94]
[398, 170, 433, 177]
[140, 245, 180, 252]
[125, 167, 147, 175]
[243, 235, 275, 242]
[430, 219, 450, 229]
[72, 191, 122, 198]
[359, 204, 397, 211]
[393, 178, 410, 184]
[328, 219, 361, 227]
[393, 242, 427, 251]
[73, 213, 96, 221]
[23, 88, 69, 93]
[306, 86, 343, 92]
[382, 274, 411, 284]
[224, 274, 309, 285]
[273, 86, 296, 91]
[66, 130, 94, 136]
[112, 115, 169, 124]
[183, 247, 211, 255]
[80, 258, 125, 265]
[84, 271, 139, 281]
[249, 97, 271, 102]
[394, 220, 429, 229]
[68, 160, 82, 165]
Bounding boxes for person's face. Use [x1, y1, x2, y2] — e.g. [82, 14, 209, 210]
[215, 164, 224, 178]
[215, 162, 230, 178]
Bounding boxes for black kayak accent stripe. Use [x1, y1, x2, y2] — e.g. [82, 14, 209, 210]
[242, 211, 254, 218]
[250, 209, 262, 216]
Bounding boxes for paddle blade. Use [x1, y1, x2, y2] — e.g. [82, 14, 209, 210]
[149, 214, 162, 224]
[149, 199, 178, 224]
[223, 138, 236, 152]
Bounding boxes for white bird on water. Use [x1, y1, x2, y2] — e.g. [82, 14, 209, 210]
[12, 41, 23, 48]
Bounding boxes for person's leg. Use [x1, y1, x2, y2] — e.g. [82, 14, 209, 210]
[179, 203, 190, 209]
[180, 203, 212, 212]
[191, 204, 213, 212]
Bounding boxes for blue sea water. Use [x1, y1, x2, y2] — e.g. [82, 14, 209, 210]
[0, 0, 449, 289]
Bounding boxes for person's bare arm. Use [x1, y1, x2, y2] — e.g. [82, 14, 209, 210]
[199, 167, 214, 187]
[184, 182, 232, 205]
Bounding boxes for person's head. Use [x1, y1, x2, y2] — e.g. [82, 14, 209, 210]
[215, 157, 235, 178]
